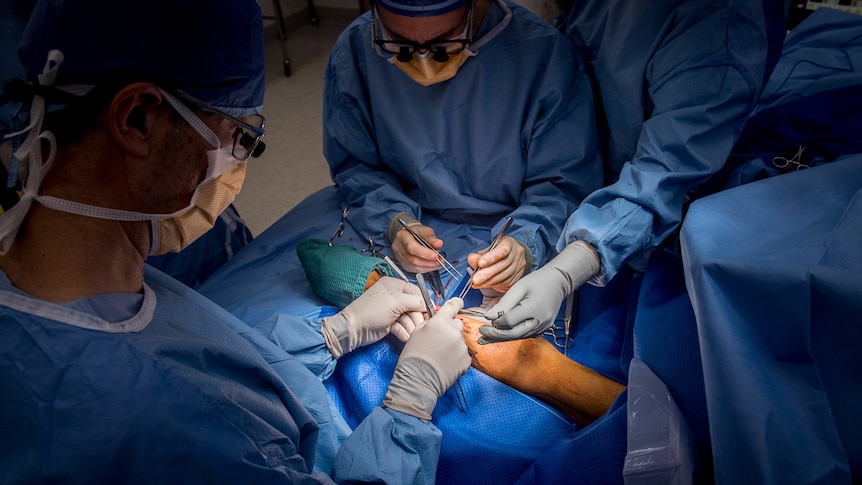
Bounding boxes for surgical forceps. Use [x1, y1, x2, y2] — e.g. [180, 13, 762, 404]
[417, 273, 468, 412]
[458, 216, 513, 299]
[397, 218, 463, 280]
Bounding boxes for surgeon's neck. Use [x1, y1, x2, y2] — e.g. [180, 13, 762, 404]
[0, 204, 148, 302]
[472, 0, 492, 35]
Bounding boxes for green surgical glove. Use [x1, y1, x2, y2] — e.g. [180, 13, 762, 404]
[479, 241, 600, 344]
[321, 276, 426, 358]
[383, 298, 470, 421]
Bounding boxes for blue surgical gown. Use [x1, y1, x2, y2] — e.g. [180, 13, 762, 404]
[323, 0, 602, 269]
[554, 0, 786, 282]
[0, 266, 442, 484]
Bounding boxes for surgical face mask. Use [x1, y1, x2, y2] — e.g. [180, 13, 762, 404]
[37, 146, 246, 256]
[147, 146, 247, 256]
[391, 49, 473, 86]
[45, 91, 247, 256]
[374, 6, 476, 86]
[0, 50, 250, 256]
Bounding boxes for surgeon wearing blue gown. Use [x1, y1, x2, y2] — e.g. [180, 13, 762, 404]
[323, 0, 602, 292]
[481, 0, 787, 341]
[0, 0, 470, 483]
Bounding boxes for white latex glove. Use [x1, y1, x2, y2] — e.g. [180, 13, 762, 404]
[383, 298, 470, 421]
[321, 276, 426, 358]
[479, 241, 600, 344]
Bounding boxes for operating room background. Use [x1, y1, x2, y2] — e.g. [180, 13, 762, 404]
[240, 1, 557, 236]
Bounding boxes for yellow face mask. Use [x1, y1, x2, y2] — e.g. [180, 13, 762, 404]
[151, 151, 247, 255]
[390, 49, 472, 86]
[374, 2, 475, 87]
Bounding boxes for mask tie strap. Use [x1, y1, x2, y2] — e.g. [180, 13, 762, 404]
[0, 50, 65, 255]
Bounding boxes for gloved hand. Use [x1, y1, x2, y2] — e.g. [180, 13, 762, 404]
[383, 298, 470, 421]
[478, 241, 600, 344]
[466, 236, 529, 293]
[321, 276, 426, 358]
[388, 213, 445, 274]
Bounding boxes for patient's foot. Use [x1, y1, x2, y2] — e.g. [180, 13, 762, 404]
[459, 315, 625, 426]
[460, 314, 555, 391]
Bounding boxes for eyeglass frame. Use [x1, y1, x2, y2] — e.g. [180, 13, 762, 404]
[371, 1, 474, 63]
[173, 89, 267, 159]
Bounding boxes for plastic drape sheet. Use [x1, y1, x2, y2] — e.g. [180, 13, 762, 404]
[682, 157, 862, 483]
[623, 250, 710, 484]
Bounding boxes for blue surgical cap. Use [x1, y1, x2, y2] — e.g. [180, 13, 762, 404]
[18, 0, 265, 116]
[376, 0, 468, 17]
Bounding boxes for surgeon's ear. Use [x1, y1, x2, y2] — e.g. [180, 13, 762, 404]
[107, 82, 164, 157]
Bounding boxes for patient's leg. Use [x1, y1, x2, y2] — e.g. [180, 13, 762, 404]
[460, 315, 625, 427]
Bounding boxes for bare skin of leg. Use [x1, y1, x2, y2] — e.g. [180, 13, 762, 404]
[459, 315, 625, 427]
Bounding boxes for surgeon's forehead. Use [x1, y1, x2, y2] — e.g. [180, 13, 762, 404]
[378, 5, 468, 42]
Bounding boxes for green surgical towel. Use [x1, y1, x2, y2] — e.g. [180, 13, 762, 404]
[297, 238, 397, 308]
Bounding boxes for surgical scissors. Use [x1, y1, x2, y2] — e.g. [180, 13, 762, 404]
[397, 218, 463, 280]
[417, 273, 468, 412]
[361, 234, 384, 258]
[427, 270, 445, 304]
[328, 206, 349, 246]
[772, 145, 809, 171]
[458, 216, 513, 299]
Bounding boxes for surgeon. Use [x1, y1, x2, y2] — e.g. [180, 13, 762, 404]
[480, 0, 787, 341]
[0, 0, 253, 291]
[323, 0, 602, 292]
[0, 0, 470, 482]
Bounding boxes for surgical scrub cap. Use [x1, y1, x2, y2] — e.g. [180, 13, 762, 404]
[376, 0, 469, 17]
[17, 0, 265, 116]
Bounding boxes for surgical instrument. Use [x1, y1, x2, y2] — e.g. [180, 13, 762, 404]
[772, 145, 809, 172]
[457, 308, 487, 319]
[328, 206, 349, 246]
[561, 292, 574, 357]
[427, 270, 445, 304]
[397, 218, 463, 279]
[458, 216, 514, 299]
[362, 234, 384, 258]
[417, 273, 468, 412]
[384, 255, 410, 282]
[416, 272, 436, 316]
[544, 292, 576, 355]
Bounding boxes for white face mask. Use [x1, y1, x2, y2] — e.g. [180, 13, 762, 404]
[0, 50, 247, 256]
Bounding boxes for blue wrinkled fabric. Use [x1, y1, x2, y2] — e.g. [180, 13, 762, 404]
[0, 264, 445, 483]
[555, 0, 786, 282]
[322, 0, 602, 270]
[682, 157, 862, 483]
[199, 186, 641, 483]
